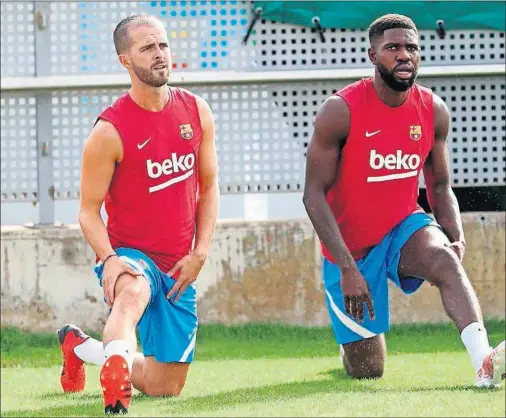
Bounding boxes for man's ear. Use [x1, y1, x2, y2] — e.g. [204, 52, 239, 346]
[118, 53, 131, 70]
[368, 47, 377, 65]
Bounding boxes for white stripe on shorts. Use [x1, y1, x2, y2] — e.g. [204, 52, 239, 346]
[95, 256, 146, 275]
[179, 331, 197, 362]
[118, 256, 146, 274]
[325, 289, 377, 339]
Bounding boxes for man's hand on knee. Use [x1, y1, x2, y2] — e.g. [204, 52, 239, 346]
[102, 255, 142, 307]
[446, 239, 466, 262]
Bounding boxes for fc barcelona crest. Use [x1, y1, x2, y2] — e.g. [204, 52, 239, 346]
[179, 123, 194, 140]
[409, 125, 422, 141]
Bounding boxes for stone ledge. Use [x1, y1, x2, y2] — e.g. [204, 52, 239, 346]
[1, 212, 504, 332]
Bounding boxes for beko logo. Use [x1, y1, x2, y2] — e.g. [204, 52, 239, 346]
[367, 149, 421, 183]
[146, 152, 195, 193]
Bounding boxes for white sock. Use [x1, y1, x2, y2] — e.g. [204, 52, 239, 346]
[460, 322, 492, 372]
[73, 337, 105, 366]
[104, 340, 134, 373]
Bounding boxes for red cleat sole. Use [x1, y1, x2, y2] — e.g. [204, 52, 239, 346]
[100, 355, 132, 414]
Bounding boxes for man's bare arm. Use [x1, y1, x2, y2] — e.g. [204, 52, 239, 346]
[78, 120, 123, 261]
[302, 96, 355, 270]
[423, 94, 465, 245]
[193, 96, 219, 260]
[303, 95, 374, 321]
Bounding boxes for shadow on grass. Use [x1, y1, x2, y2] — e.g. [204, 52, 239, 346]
[6, 368, 490, 417]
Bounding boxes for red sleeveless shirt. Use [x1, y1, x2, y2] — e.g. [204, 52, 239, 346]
[322, 78, 434, 263]
[97, 87, 203, 273]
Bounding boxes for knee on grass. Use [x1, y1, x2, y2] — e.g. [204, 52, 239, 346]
[344, 357, 384, 379]
[346, 365, 384, 379]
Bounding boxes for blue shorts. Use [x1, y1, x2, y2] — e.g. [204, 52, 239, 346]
[94, 247, 197, 363]
[322, 213, 439, 345]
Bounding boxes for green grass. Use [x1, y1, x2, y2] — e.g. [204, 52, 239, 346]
[1, 320, 505, 417]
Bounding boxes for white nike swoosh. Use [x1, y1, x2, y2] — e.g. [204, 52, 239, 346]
[149, 169, 194, 193]
[365, 130, 381, 138]
[137, 137, 151, 149]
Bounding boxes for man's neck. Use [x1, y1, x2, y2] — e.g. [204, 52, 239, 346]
[129, 84, 169, 112]
[372, 74, 409, 108]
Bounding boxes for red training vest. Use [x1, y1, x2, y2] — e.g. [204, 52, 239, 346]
[97, 87, 203, 273]
[322, 78, 434, 263]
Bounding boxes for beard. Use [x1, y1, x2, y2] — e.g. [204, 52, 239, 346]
[377, 63, 417, 92]
[131, 60, 169, 88]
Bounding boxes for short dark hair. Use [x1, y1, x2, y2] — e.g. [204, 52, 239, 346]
[368, 14, 418, 44]
[113, 13, 163, 55]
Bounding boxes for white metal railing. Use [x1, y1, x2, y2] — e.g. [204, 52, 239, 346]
[1, 64, 505, 91]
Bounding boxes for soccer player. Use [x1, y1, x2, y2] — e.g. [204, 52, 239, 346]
[56, 14, 219, 413]
[303, 14, 505, 387]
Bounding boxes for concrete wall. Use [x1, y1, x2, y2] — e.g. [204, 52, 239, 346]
[1, 213, 504, 333]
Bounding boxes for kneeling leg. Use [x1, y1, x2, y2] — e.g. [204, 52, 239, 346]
[341, 334, 386, 379]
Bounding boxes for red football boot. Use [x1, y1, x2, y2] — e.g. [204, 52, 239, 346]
[57, 324, 88, 393]
[100, 354, 132, 414]
[476, 340, 505, 388]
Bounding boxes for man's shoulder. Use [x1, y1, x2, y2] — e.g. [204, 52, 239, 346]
[91, 118, 122, 141]
[338, 77, 371, 94]
[109, 91, 131, 110]
[168, 86, 210, 113]
[412, 82, 436, 102]
[97, 92, 130, 120]
[318, 95, 350, 116]
[169, 86, 200, 101]
[333, 77, 371, 108]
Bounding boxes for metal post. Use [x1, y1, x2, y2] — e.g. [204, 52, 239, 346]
[34, 1, 54, 224]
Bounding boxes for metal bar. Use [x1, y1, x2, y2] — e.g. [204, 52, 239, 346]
[1, 64, 505, 92]
[35, 94, 55, 224]
[34, 1, 51, 77]
[34, 1, 54, 224]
